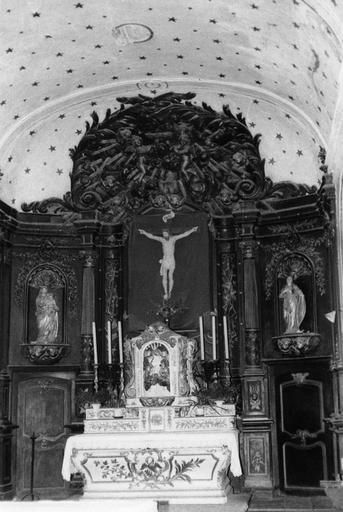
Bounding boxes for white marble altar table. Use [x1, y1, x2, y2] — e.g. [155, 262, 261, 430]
[62, 430, 242, 504]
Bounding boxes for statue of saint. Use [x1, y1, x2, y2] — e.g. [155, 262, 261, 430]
[279, 276, 306, 333]
[33, 287, 59, 344]
[138, 226, 198, 300]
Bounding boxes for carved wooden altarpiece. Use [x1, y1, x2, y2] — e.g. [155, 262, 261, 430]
[0, 92, 338, 497]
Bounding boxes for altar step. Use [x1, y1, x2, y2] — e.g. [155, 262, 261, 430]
[157, 493, 250, 512]
[247, 490, 337, 512]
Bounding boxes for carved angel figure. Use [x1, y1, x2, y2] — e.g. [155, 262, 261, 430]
[279, 276, 306, 333]
[33, 287, 59, 344]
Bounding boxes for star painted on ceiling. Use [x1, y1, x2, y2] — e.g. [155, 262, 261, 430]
[49, 146, 56, 151]
[103, 60, 110, 64]
[111, 76, 118, 80]
[276, 133, 283, 140]
[8, 156, 13, 162]
[249, 122, 256, 127]
[139, 56, 146, 60]
[24, 168, 31, 174]
[268, 158, 276, 165]
[19, 66, 26, 70]
[86, 25, 93, 29]
[94, 44, 102, 49]
[252, 27, 260, 31]
[32, 12, 41, 17]
[168, 17, 176, 22]
[216, 56, 223, 61]
[213, 39, 221, 43]
[56, 52, 63, 57]
[75, 2, 83, 7]
[177, 55, 184, 59]
[56, 169, 63, 175]
[173, 37, 181, 42]
[32, 81, 39, 86]
[29, 130, 36, 136]
[58, 114, 66, 119]
[66, 69, 73, 73]
[0, 100, 6, 106]
[76, 129, 82, 135]
[251, 3, 259, 8]
[296, 150, 303, 156]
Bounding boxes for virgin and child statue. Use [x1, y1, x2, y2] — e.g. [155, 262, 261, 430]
[32, 286, 59, 344]
[279, 275, 306, 334]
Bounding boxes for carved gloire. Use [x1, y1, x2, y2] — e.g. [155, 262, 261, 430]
[21, 92, 317, 223]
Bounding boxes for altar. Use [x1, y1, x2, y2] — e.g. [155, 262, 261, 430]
[62, 324, 242, 503]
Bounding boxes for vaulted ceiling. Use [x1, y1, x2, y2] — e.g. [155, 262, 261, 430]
[0, 0, 342, 209]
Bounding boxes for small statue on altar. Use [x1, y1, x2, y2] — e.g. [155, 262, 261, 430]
[138, 226, 198, 300]
[33, 286, 59, 344]
[279, 275, 306, 333]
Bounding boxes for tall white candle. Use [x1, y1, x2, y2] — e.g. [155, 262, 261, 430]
[212, 315, 217, 360]
[92, 321, 98, 365]
[107, 320, 112, 364]
[223, 315, 229, 360]
[118, 320, 123, 364]
[199, 316, 205, 360]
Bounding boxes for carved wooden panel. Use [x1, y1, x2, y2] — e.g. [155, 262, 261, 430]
[16, 377, 71, 497]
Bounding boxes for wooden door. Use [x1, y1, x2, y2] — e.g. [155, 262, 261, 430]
[16, 376, 70, 498]
[275, 366, 332, 491]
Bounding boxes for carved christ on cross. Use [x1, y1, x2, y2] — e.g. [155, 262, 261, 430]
[138, 226, 199, 300]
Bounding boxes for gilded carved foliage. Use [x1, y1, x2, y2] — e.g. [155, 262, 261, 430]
[104, 254, 119, 322]
[221, 247, 238, 350]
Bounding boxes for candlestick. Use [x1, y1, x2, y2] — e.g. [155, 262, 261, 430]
[199, 316, 205, 360]
[212, 314, 217, 360]
[92, 321, 98, 365]
[118, 320, 123, 364]
[107, 320, 112, 364]
[223, 315, 229, 360]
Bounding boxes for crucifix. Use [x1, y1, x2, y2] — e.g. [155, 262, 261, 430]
[138, 226, 198, 300]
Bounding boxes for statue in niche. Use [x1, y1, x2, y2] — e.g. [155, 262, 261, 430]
[32, 286, 59, 344]
[138, 226, 198, 300]
[279, 276, 306, 333]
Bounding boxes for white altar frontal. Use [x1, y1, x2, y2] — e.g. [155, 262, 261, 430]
[62, 323, 242, 504]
